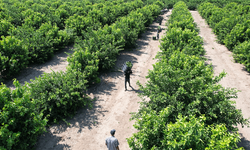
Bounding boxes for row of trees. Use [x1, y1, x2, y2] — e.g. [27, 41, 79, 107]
[0, 0, 144, 81]
[150, 0, 250, 10]
[0, 1, 164, 149]
[198, 2, 250, 72]
[1, 0, 249, 81]
[127, 1, 248, 149]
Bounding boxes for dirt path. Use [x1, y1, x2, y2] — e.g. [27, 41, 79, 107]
[190, 11, 250, 149]
[33, 10, 171, 150]
[3, 46, 74, 90]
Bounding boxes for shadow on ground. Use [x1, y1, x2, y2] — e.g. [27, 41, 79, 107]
[4, 45, 74, 89]
[34, 131, 71, 150]
[238, 134, 250, 150]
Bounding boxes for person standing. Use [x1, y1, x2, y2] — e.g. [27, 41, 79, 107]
[105, 129, 119, 150]
[125, 67, 132, 91]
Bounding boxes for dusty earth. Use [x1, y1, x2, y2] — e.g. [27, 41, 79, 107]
[190, 11, 250, 149]
[4, 9, 250, 149]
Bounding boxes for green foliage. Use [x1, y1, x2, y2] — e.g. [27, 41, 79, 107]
[26, 67, 92, 124]
[159, 1, 204, 59]
[118, 4, 160, 48]
[206, 7, 225, 28]
[67, 45, 100, 84]
[168, 2, 198, 32]
[23, 10, 46, 29]
[27, 22, 61, 63]
[9, 22, 74, 64]
[159, 27, 204, 58]
[0, 19, 13, 38]
[128, 107, 243, 150]
[168, 18, 198, 32]
[1, 2, 162, 148]
[0, 53, 8, 81]
[198, 2, 250, 48]
[153, 1, 164, 9]
[0, 0, 145, 80]
[225, 19, 250, 50]
[186, 2, 197, 10]
[135, 51, 247, 130]
[206, 3, 250, 48]
[0, 36, 29, 79]
[65, 0, 144, 37]
[128, 2, 248, 149]
[68, 3, 161, 76]
[0, 80, 47, 150]
[126, 61, 133, 68]
[65, 15, 102, 37]
[213, 15, 243, 44]
[79, 27, 124, 71]
[209, 2, 250, 45]
[197, 2, 214, 20]
[233, 41, 250, 71]
[159, 0, 250, 10]
[198, 2, 250, 72]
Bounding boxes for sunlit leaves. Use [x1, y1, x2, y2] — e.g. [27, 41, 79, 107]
[198, 2, 250, 72]
[0, 80, 47, 150]
[128, 108, 242, 150]
[0, 36, 28, 79]
[128, 2, 248, 149]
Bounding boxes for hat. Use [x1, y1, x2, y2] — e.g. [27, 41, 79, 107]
[110, 129, 116, 135]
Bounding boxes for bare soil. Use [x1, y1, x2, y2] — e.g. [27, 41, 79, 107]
[4, 45, 74, 90]
[190, 10, 250, 150]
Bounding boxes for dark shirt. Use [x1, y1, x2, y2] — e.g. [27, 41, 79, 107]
[125, 70, 132, 79]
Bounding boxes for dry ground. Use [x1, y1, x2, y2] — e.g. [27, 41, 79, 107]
[4, 46, 74, 90]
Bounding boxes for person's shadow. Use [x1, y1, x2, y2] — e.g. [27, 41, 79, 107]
[127, 85, 143, 93]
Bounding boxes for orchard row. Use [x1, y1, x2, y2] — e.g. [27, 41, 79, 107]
[127, 1, 248, 149]
[198, 2, 250, 72]
[0, 1, 164, 149]
[1, 0, 249, 80]
[0, 0, 146, 80]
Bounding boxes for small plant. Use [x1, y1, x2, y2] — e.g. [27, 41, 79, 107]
[126, 61, 133, 68]
[158, 26, 161, 32]
[153, 36, 156, 40]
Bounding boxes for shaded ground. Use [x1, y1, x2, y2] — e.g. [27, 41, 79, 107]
[191, 10, 250, 150]
[4, 45, 74, 90]
[33, 10, 171, 150]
